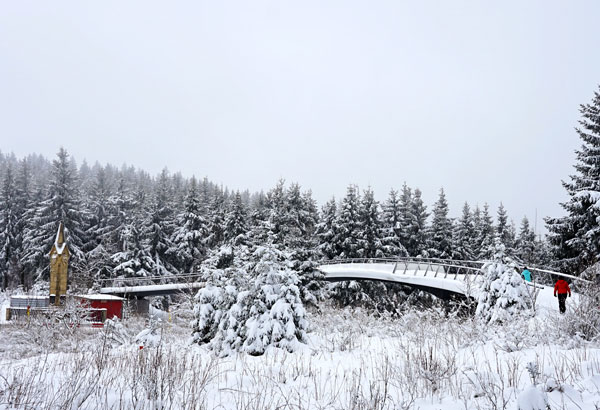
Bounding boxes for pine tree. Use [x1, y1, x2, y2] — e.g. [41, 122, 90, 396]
[475, 237, 531, 323]
[193, 244, 307, 356]
[546, 86, 600, 274]
[224, 191, 248, 244]
[358, 187, 383, 258]
[477, 203, 495, 260]
[21, 148, 87, 280]
[516, 217, 536, 265]
[496, 203, 515, 255]
[336, 185, 362, 259]
[427, 188, 453, 259]
[397, 183, 412, 247]
[82, 166, 115, 280]
[111, 223, 155, 277]
[206, 188, 226, 248]
[0, 164, 19, 289]
[142, 168, 177, 275]
[382, 189, 400, 236]
[172, 177, 208, 272]
[316, 198, 338, 259]
[13, 159, 32, 287]
[380, 189, 408, 257]
[453, 202, 475, 261]
[406, 188, 428, 257]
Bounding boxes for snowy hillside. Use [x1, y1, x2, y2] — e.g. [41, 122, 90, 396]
[1, 301, 600, 409]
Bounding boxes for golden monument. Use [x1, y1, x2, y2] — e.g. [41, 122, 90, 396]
[49, 222, 69, 305]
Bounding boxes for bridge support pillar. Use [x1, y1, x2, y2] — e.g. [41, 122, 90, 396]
[126, 297, 149, 315]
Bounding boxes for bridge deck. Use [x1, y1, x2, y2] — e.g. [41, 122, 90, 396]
[319, 261, 580, 311]
[100, 282, 204, 297]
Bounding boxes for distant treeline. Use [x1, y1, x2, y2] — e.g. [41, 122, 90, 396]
[0, 147, 555, 291]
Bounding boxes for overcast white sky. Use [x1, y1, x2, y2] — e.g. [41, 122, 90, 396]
[1, 1, 599, 232]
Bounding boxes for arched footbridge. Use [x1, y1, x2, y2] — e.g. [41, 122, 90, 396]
[318, 257, 589, 306]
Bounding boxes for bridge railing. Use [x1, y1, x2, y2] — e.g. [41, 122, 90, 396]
[320, 257, 592, 290]
[98, 273, 203, 288]
[320, 257, 485, 283]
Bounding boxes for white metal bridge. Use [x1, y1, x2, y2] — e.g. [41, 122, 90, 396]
[97, 257, 588, 311]
[317, 257, 588, 306]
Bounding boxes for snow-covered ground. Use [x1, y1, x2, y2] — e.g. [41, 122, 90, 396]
[1, 299, 599, 410]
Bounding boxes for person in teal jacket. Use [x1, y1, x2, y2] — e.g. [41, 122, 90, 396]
[521, 267, 532, 282]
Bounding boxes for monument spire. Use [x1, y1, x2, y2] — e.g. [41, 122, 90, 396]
[49, 221, 70, 305]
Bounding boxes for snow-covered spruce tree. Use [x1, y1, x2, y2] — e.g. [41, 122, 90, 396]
[475, 237, 532, 323]
[192, 243, 307, 356]
[516, 216, 536, 265]
[381, 189, 409, 258]
[335, 184, 362, 259]
[241, 245, 307, 355]
[427, 188, 453, 259]
[21, 148, 88, 280]
[111, 223, 156, 277]
[285, 186, 324, 306]
[476, 203, 495, 260]
[382, 189, 400, 238]
[172, 177, 208, 273]
[85, 166, 113, 251]
[316, 198, 338, 260]
[531, 236, 552, 267]
[397, 183, 413, 249]
[405, 188, 429, 257]
[224, 191, 248, 245]
[329, 185, 368, 306]
[357, 187, 383, 258]
[142, 168, 177, 275]
[206, 188, 226, 248]
[0, 164, 19, 289]
[11, 159, 32, 288]
[452, 202, 475, 261]
[546, 86, 600, 274]
[80, 165, 115, 283]
[472, 205, 483, 258]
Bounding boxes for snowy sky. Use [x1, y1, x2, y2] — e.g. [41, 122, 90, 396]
[1, 1, 599, 232]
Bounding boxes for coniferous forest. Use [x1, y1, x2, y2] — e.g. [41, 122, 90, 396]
[0, 148, 553, 295]
[1, 86, 600, 307]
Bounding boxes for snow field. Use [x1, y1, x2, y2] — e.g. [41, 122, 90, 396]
[2, 305, 600, 409]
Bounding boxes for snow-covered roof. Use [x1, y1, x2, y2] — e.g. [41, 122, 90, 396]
[10, 295, 49, 300]
[77, 294, 125, 301]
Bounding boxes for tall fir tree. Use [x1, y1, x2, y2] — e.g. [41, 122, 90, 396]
[397, 183, 413, 247]
[143, 168, 177, 275]
[172, 177, 208, 272]
[224, 191, 248, 244]
[0, 164, 19, 289]
[21, 148, 87, 280]
[516, 216, 536, 265]
[335, 185, 362, 259]
[427, 188, 453, 259]
[546, 86, 600, 274]
[496, 203, 515, 255]
[477, 203, 495, 260]
[357, 187, 383, 258]
[452, 202, 475, 260]
[316, 198, 338, 259]
[406, 188, 428, 257]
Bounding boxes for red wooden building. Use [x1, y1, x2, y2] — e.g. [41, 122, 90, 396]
[78, 294, 125, 320]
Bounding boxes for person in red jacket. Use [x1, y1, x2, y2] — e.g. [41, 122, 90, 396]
[554, 278, 571, 314]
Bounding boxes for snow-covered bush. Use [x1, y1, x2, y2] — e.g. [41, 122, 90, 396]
[134, 317, 163, 348]
[476, 240, 532, 323]
[192, 244, 307, 356]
